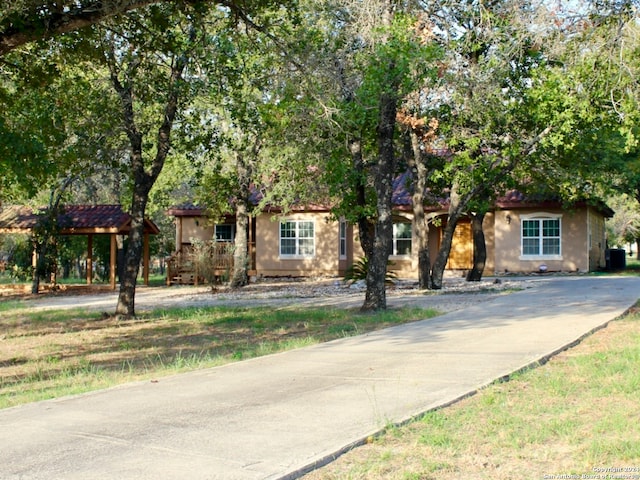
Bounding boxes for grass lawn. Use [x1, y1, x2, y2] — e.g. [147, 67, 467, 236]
[302, 306, 640, 480]
[0, 302, 439, 409]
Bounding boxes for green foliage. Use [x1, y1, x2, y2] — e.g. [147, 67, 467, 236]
[606, 194, 640, 248]
[0, 41, 123, 202]
[344, 256, 398, 284]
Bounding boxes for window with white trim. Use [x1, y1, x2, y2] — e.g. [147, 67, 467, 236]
[392, 222, 412, 256]
[339, 220, 347, 259]
[280, 220, 315, 257]
[521, 215, 561, 257]
[215, 224, 234, 242]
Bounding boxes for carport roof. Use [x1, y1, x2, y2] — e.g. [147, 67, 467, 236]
[0, 205, 159, 235]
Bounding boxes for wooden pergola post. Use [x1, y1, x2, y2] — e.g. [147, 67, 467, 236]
[86, 234, 93, 285]
[176, 217, 183, 252]
[143, 232, 150, 286]
[110, 233, 117, 290]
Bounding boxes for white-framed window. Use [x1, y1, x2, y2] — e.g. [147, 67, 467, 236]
[520, 214, 562, 259]
[339, 220, 347, 259]
[392, 222, 412, 256]
[280, 220, 315, 258]
[215, 224, 234, 242]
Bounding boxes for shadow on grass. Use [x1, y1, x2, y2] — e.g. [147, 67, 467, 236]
[0, 305, 439, 403]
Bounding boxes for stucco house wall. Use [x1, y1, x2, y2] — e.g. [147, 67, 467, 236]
[168, 200, 612, 281]
[175, 216, 214, 250]
[254, 211, 344, 277]
[493, 208, 591, 274]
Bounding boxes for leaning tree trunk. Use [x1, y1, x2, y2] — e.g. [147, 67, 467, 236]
[362, 86, 397, 311]
[430, 217, 458, 290]
[466, 211, 487, 282]
[430, 183, 465, 289]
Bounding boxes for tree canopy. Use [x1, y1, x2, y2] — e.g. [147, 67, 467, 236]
[1, 0, 638, 312]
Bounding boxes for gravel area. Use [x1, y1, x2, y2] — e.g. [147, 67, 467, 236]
[134, 276, 532, 313]
[8, 276, 535, 313]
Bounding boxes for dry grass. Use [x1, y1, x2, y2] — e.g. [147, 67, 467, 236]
[301, 310, 640, 480]
[0, 301, 439, 409]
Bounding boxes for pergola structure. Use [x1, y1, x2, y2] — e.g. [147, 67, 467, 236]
[0, 205, 160, 289]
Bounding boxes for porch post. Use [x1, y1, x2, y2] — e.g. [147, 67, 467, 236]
[143, 232, 150, 286]
[86, 234, 93, 285]
[110, 233, 117, 290]
[248, 215, 255, 272]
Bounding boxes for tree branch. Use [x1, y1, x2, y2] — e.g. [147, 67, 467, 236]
[0, 0, 196, 55]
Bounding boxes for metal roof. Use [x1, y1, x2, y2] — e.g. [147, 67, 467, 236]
[0, 205, 160, 235]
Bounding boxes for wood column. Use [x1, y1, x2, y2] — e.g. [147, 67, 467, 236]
[110, 233, 117, 290]
[86, 234, 93, 285]
[143, 232, 150, 286]
[177, 217, 183, 252]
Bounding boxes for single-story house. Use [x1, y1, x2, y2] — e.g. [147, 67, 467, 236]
[166, 185, 613, 282]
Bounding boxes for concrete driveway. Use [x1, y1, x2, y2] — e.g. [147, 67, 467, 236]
[1, 275, 639, 479]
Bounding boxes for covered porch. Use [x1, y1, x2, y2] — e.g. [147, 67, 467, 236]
[0, 205, 159, 290]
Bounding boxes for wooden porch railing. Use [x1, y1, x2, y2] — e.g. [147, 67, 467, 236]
[166, 242, 255, 285]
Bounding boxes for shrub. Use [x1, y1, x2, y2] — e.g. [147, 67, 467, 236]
[344, 256, 398, 284]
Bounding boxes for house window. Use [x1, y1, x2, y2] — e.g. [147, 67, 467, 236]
[280, 220, 315, 257]
[521, 216, 561, 258]
[215, 224, 234, 242]
[339, 220, 347, 259]
[392, 222, 412, 256]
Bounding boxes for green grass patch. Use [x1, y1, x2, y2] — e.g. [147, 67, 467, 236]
[0, 304, 439, 409]
[0, 299, 27, 313]
[302, 308, 640, 480]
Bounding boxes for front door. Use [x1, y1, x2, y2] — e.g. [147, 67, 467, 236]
[446, 220, 473, 270]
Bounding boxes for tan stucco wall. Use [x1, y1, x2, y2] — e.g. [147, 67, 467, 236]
[176, 217, 214, 249]
[493, 208, 590, 274]
[483, 212, 496, 273]
[172, 205, 607, 279]
[254, 212, 344, 277]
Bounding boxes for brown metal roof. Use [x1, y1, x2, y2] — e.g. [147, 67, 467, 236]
[0, 205, 160, 235]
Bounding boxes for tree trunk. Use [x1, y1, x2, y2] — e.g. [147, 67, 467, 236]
[349, 138, 375, 259]
[466, 211, 487, 282]
[362, 88, 397, 311]
[229, 144, 257, 289]
[116, 182, 151, 317]
[62, 260, 70, 279]
[231, 199, 249, 288]
[430, 183, 464, 289]
[31, 246, 42, 294]
[408, 131, 431, 290]
[113, 47, 188, 318]
[30, 186, 69, 294]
